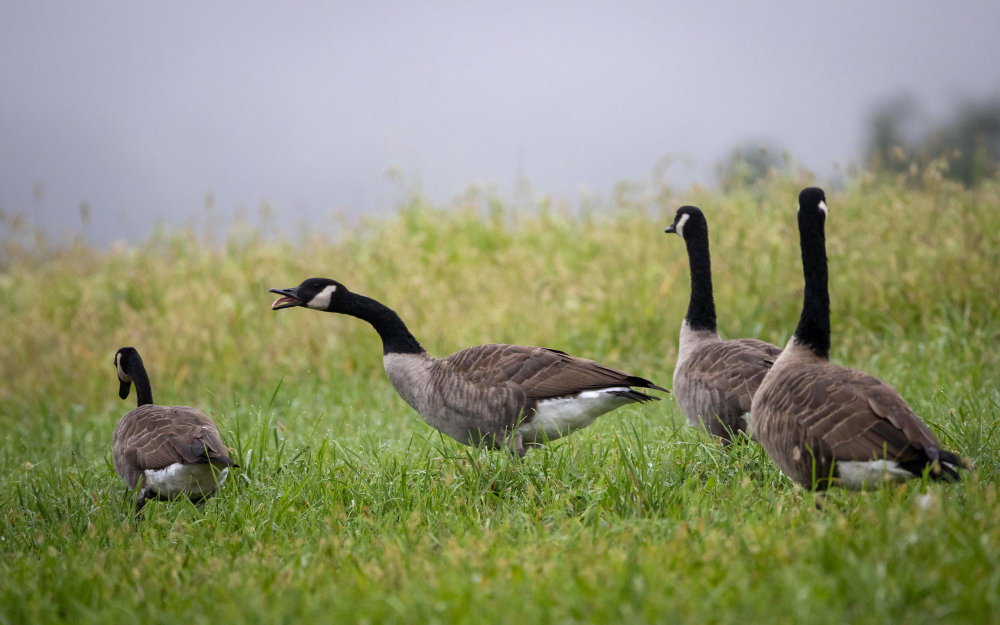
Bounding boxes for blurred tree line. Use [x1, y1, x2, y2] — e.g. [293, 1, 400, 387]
[716, 94, 1000, 189]
[866, 93, 1000, 186]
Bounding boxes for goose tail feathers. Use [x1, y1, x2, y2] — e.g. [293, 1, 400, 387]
[610, 389, 661, 403]
[623, 375, 669, 394]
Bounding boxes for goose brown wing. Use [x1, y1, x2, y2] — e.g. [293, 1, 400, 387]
[113, 405, 235, 488]
[732, 338, 784, 362]
[683, 338, 782, 415]
[431, 344, 664, 438]
[441, 344, 665, 399]
[787, 364, 943, 464]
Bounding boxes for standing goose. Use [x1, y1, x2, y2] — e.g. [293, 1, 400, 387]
[269, 278, 666, 455]
[665, 206, 782, 440]
[753, 188, 965, 490]
[112, 347, 236, 514]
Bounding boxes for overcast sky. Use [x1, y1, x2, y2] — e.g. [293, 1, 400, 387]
[2, 1, 999, 242]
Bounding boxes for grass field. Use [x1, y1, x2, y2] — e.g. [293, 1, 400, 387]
[1, 174, 999, 624]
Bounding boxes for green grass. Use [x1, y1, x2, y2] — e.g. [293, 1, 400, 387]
[1, 175, 999, 624]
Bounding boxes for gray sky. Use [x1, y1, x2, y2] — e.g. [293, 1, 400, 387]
[2, 1, 999, 243]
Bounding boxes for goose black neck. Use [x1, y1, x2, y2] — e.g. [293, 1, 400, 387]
[344, 294, 425, 355]
[682, 224, 717, 333]
[794, 210, 831, 359]
[126, 360, 154, 407]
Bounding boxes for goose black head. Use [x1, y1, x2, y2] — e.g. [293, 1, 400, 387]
[270, 277, 347, 312]
[114, 347, 141, 399]
[665, 206, 706, 239]
[798, 187, 829, 219]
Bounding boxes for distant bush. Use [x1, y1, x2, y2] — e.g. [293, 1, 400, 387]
[714, 141, 792, 191]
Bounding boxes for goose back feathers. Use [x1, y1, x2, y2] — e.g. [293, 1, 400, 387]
[112, 347, 234, 512]
[666, 206, 782, 439]
[270, 279, 666, 454]
[753, 188, 964, 489]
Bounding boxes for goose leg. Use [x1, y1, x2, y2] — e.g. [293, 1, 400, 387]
[507, 432, 526, 459]
[134, 489, 150, 518]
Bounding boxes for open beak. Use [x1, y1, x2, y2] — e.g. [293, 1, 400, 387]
[119, 380, 131, 400]
[664, 224, 676, 234]
[269, 287, 302, 310]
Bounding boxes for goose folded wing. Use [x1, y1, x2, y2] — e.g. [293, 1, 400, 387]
[731, 338, 783, 363]
[797, 367, 938, 464]
[685, 339, 781, 414]
[130, 407, 236, 471]
[723, 339, 782, 412]
[446, 344, 662, 399]
[435, 344, 662, 434]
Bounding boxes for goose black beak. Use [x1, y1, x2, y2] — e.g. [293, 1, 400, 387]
[119, 380, 131, 400]
[664, 224, 676, 234]
[269, 287, 302, 310]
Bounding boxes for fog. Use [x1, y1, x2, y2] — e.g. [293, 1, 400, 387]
[2, 1, 998, 243]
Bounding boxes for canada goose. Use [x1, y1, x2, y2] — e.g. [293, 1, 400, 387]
[665, 206, 782, 441]
[112, 347, 236, 514]
[753, 188, 965, 490]
[269, 278, 667, 455]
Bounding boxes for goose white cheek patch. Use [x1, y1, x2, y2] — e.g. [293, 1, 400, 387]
[675, 213, 691, 238]
[306, 285, 337, 309]
[115, 353, 129, 382]
[798, 201, 829, 215]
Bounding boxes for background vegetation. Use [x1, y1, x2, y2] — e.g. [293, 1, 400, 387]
[1, 173, 998, 624]
[866, 94, 1000, 187]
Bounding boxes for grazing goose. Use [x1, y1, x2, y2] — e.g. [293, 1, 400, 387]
[665, 206, 782, 441]
[112, 347, 236, 514]
[753, 188, 965, 490]
[270, 278, 666, 455]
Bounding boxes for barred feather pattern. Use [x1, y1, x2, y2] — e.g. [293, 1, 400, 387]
[112, 405, 235, 491]
[673, 336, 782, 439]
[753, 341, 961, 489]
[384, 344, 666, 451]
